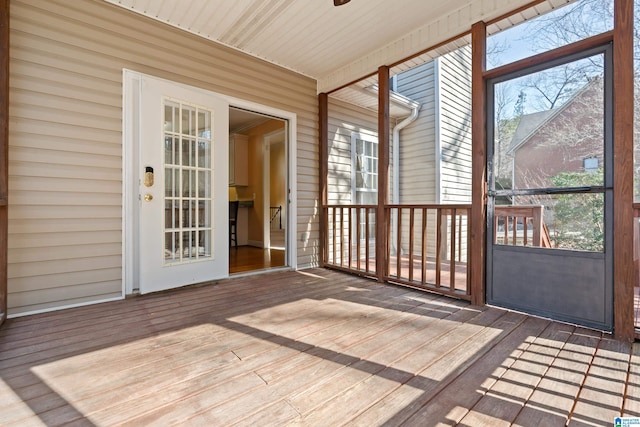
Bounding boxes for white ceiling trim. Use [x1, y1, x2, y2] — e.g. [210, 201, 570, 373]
[317, 0, 536, 93]
[102, 0, 574, 95]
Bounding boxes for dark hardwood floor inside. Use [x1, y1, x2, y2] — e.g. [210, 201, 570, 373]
[229, 245, 285, 274]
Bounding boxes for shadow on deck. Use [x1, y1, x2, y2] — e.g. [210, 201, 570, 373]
[0, 269, 639, 425]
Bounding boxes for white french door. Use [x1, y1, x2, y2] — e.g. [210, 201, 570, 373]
[138, 76, 229, 294]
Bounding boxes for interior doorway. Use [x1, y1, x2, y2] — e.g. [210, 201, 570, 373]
[228, 107, 288, 274]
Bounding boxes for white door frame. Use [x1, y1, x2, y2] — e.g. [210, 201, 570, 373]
[262, 129, 286, 250]
[122, 70, 298, 295]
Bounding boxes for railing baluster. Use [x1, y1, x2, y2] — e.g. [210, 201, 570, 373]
[339, 207, 345, 267]
[348, 207, 352, 269]
[466, 210, 472, 295]
[409, 208, 415, 283]
[523, 217, 528, 246]
[450, 209, 457, 292]
[365, 207, 370, 274]
[458, 213, 462, 261]
[504, 216, 509, 245]
[436, 208, 442, 288]
[356, 207, 361, 271]
[422, 207, 427, 285]
[396, 207, 402, 279]
[332, 207, 337, 265]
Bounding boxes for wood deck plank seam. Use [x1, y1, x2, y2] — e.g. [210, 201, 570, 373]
[622, 342, 640, 417]
[508, 323, 579, 424]
[335, 309, 512, 426]
[288, 313, 502, 424]
[0, 269, 368, 334]
[1, 269, 636, 426]
[456, 320, 573, 425]
[345, 311, 532, 426]
[0, 272, 394, 367]
[568, 338, 632, 424]
[272, 307, 476, 416]
[15, 280, 462, 424]
[398, 316, 551, 425]
[566, 333, 604, 424]
[3, 286, 430, 412]
[231, 308, 504, 426]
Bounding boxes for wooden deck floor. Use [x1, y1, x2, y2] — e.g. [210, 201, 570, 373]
[1, 269, 639, 426]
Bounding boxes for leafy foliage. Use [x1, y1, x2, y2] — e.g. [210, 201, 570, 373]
[550, 169, 604, 251]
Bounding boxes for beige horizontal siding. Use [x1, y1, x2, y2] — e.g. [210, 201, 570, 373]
[9, 0, 318, 315]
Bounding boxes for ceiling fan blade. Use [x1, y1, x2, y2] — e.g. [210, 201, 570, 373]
[334, 0, 351, 5]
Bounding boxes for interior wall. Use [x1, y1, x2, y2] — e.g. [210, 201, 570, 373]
[236, 119, 286, 245]
[270, 141, 286, 227]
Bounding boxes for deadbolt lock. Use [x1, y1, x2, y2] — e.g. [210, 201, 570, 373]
[144, 194, 153, 202]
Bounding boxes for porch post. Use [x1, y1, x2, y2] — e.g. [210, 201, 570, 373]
[613, 0, 635, 341]
[319, 93, 329, 268]
[0, 0, 7, 325]
[470, 21, 487, 306]
[376, 66, 390, 282]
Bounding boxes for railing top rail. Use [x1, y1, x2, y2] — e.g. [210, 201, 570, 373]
[494, 205, 543, 216]
[385, 204, 472, 210]
[324, 204, 473, 210]
[324, 204, 377, 209]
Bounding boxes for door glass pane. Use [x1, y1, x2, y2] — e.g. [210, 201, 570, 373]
[163, 99, 213, 264]
[182, 105, 196, 136]
[165, 232, 178, 263]
[164, 101, 179, 133]
[164, 136, 177, 165]
[492, 54, 605, 191]
[198, 140, 210, 168]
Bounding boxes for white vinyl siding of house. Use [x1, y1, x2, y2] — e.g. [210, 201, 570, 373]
[438, 46, 473, 203]
[392, 48, 471, 260]
[395, 62, 437, 204]
[327, 98, 378, 205]
[8, 0, 318, 316]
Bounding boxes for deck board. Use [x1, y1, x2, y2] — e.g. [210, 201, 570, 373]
[0, 268, 637, 426]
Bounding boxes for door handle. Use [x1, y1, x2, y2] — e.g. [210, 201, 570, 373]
[144, 194, 153, 202]
[144, 166, 154, 187]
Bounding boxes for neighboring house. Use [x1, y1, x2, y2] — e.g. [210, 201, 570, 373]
[508, 80, 605, 190]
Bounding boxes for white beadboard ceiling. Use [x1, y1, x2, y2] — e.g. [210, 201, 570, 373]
[103, 0, 570, 93]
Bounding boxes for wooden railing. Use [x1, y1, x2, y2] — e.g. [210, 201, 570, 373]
[386, 205, 471, 300]
[324, 205, 377, 277]
[323, 204, 471, 300]
[494, 205, 552, 248]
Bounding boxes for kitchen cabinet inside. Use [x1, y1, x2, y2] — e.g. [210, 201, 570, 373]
[229, 134, 248, 186]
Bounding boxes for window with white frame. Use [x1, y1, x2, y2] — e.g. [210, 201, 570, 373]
[352, 132, 378, 238]
[352, 132, 378, 204]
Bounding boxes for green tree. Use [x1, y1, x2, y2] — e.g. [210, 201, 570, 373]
[550, 169, 604, 251]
